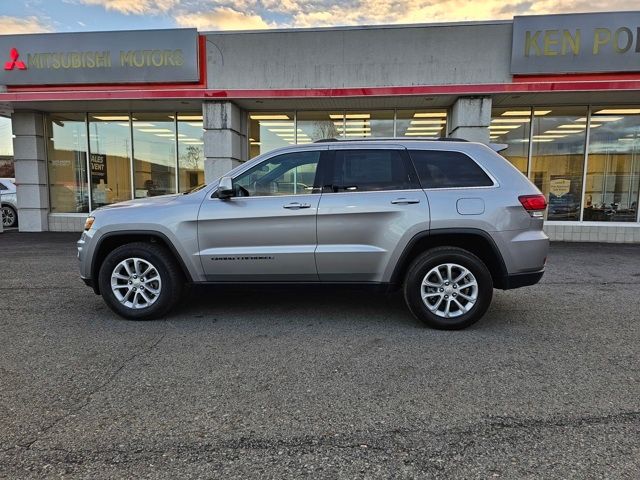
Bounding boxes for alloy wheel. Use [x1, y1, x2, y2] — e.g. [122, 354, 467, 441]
[420, 263, 478, 318]
[110, 257, 162, 309]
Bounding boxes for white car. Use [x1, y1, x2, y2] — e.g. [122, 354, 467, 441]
[0, 178, 17, 228]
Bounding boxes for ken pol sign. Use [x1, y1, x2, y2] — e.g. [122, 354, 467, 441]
[0, 28, 199, 86]
[511, 11, 640, 74]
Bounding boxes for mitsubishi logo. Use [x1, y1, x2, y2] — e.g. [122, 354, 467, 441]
[4, 48, 27, 70]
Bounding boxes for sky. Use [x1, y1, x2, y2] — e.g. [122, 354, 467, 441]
[0, 0, 634, 34]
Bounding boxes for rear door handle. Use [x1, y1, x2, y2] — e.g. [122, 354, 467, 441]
[391, 198, 421, 205]
[283, 202, 311, 209]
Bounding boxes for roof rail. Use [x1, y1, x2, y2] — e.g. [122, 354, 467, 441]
[313, 137, 468, 143]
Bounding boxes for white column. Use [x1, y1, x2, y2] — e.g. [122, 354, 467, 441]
[202, 101, 247, 183]
[448, 97, 492, 144]
[12, 112, 49, 232]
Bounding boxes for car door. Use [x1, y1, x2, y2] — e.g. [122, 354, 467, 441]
[316, 145, 430, 282]
[197, 147, 326, 281]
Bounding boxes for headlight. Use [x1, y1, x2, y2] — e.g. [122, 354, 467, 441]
[84, 216, 95, 231]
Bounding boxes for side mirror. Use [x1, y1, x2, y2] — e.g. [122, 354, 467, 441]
[217, 176, 234, 199]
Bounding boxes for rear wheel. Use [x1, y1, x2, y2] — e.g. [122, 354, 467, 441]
[98, 242, 184, 320]
[1, 205, 17, 228]
[404, 247, 493, 330]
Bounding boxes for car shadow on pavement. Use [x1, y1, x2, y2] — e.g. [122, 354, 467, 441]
[171, 284, 422, 329]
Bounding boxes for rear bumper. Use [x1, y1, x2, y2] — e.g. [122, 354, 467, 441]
[500, 269, 544, 290]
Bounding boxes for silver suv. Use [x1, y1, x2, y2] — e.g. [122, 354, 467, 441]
[78, 139, 549, 329]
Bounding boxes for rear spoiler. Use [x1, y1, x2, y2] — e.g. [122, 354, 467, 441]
[489, 143, 509, 153]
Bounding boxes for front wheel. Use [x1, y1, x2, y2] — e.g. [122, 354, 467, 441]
[1, 205, 17, 228]
[404, 247, 493, 330]
[98, 242, 184, 320]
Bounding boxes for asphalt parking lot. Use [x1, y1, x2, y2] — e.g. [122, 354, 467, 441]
[0, 232, 638, 479]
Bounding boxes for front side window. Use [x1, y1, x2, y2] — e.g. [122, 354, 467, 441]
[409, 150, 494, 189]
[234, 151, 321, 197]
[328, 149, 412, 192]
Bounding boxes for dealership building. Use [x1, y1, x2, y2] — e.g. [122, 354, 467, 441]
[1, 11, 640, 242]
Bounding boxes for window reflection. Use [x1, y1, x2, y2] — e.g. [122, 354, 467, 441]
[296, 111, 341, 143]
[47, 113, 89, 213]
[584, 108, 640, 222]
[396, 110, 447, 138]
[248, 112, 295, 158]
[0, 116, 13, 177]
[177, 114, 204, 192]
[490, 108, 533, 174]
[88, 114, 132, 208]
[132, 113, 176, 197]
[530, 107, 587, 221]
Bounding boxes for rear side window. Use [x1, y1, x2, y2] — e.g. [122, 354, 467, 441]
[409, 150, 494, 189]
[328, 149, 412, 192]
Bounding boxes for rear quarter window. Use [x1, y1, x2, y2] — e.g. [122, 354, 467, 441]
[409, 150, 494, 189]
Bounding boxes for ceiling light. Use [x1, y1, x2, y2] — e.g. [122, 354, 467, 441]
[557, 124, 586, 129]
[500, 110, 531, 116]
[259, 122, 294, 127]
[492, 118, 530, 123]
[154, 133, 176, 137]
[177, 115, 202, 121]
[92, 115, 131, 121]
[596, 108, 640, 115]
[533, 135, 567, 139]
[406, 126, 442, 131]
[186, 122, 203, 128]
[534, 110, 552, 116]
[329, 114, 370, 119]
[490, 131, 511, 135]
[489, 125, 521, 130]
[250, 114, 290, 120]
[575, 116, 622, 122]
[404, 132, 438, 136]
[345, 132, 371, 136]
[183, 141, 203, 145]
[413, 112, 447, 118]
[269, 128, 295, 133]
[410, 120, 447, 125]
[138, 128, 173, 133]
[544, 130, 583, 134]
[250, 141, 261, 145]
[532, 139, 554, 142]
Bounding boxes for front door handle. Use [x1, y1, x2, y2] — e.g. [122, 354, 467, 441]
[391, 198, 421, 205]
[283, 202, 311, 209]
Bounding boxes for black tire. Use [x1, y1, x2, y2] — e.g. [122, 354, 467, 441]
[404, 247, 493, 330]
[1, 205, 17, 228]
[98, 242, 184, 320]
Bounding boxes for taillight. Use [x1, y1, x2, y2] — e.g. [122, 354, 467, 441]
[519, 194, 547, 217]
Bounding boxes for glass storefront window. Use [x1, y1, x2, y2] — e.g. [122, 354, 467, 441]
[396, 110, 447, 138]
[490, 108, 532, 174]
[338, 111, 394, 139]
[88, 114, 133, 207]
[583, 107, 640, 222]
[249, 112, 295, 158]
[296, 111, 342, 143]
[47, 113, 89, 213]
[530, 107, 588, 221]
[0, 116, 14, 177]
[132, 113, 176, 198]
[177, 114, 204, 192]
